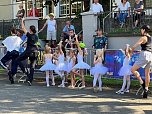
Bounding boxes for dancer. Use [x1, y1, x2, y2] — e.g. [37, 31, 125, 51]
[72, 36, 90, 89]
[39, 46, 57, 87]
[91, 49, 108, 92]
[131, 25, 152, 98]
[116, 44, 133, 94]
[55, 41, 67, 88]
[66, 49, 76, 88]
[10, 19, 38, 86]
[0, 28, 22, 83]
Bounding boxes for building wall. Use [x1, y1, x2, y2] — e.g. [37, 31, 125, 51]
[0, 0, 13, 20]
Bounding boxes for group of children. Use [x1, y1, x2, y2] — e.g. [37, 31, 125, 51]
[39, 36, 134, 93]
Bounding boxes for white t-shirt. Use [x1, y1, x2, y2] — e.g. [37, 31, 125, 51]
[2, 36, 22, 52]
[47, 19, 56, 32]
[118, 2, 130, 12]
[90, 3, 104, 13]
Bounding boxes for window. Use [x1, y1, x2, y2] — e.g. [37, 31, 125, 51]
[145, 0, 152, 8]
[59, 0, 82, 17]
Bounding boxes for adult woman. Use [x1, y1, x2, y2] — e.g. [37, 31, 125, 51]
[118, 0, 131, 28]
[11, 19, 38, 86]
[133, 0, 144, 28]
[131, 25, 152, 98]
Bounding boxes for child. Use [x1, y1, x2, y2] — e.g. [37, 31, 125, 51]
[67, 49, 77, 88]
[90, 49, 108, 92]
[55, 41, 67, 88]
[116, 44, 133, 94]
[72, 36, 90, 89]
[39, 46, 56, 87]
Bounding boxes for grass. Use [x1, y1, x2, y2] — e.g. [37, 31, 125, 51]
[0, 68, 151, 88]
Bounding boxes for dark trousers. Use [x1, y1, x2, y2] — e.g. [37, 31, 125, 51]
[1, 50, 19, 70]
[12, 49, 38, 83]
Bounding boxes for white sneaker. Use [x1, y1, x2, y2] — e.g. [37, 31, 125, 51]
[79, 85, 85, 89]
[51, 83, 55, 86]
[125, 89, 130, 93]
[116, 90, 124, 94]
[99, 88, 102, 92]
[47, 85, 50, 87]
[58, 84, 65, 88]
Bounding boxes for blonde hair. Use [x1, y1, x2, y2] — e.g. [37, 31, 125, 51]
[44, 46, 51, 54]
[96, 49, 104, 58]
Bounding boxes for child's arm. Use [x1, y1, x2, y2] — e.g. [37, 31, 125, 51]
[59, 40, 64, 54]
[93, 55, 100, 64]
[52, 53, 58, 60]
[75, 35, 82, 53]
[125, 44, 130, 58]
[42, 54, 46, 64]
[72, 56, 76, 67]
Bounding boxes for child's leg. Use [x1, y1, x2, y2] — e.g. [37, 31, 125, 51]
[45, 71, 50, 87]
[70, 72, 74, 87]
[126, 75, 131, 91]
[80, 69, 85, 86]
[120, 75, 127, 91]
[93, 73, 98, 87]
[61, 71, 65, 86]
[50, 71, 55, 85]
[98, 75, 102, 91]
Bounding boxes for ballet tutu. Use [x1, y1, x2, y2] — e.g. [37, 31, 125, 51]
[90, 65, 108, 75]
[72, 62, 90, 70]
[118, 65, 132, 76]
[55, 62, 67, 71]
[39, 63, 56, 71]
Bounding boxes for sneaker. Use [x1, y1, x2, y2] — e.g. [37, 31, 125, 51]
[0, 61, 8, 69]
[58, 84, 65, 88]
[47, 85, 50, 87]
[93, 86, 98, 93]
[27, 81, 32, 86]
[116, 90, 124, 94]
[143, 89, 148, 98]
[124, 89, 130, 93]
[99, 88, 102, 92]
[79, 85, 85, 89]
[64, 82, 68, 84]
[51, 83, 55, 86]
[8, 71, 14, 84]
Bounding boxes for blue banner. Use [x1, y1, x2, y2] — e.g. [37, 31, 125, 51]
[105, 50, 152, 79]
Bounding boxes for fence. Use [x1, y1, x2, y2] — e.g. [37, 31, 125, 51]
[0, 46, 151, 80]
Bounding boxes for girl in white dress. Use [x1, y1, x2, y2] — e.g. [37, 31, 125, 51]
[72, 36, 90, 89]
[91, 49, 108, 92]
[116, 44, 133, 94]
[55, 41, 67, 88]
[39, 46, 57, 87]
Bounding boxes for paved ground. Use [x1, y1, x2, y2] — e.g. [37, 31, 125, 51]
[0, 75, 152, 114]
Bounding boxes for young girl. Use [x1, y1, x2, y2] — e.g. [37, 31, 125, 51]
[39, 46, 56, 87]
[91, 49, 108, 92]
[66, 49, 77, 88]
[116, 44, 133, 94]
[55, 41, 67, 88]
[72, 36, 91, 89]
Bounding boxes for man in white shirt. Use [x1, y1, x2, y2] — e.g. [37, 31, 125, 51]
[90, 0, 104, 13]
[0, 28, 22, 83]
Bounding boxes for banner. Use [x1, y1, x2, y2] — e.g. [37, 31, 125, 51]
[105, 50, 152, 79]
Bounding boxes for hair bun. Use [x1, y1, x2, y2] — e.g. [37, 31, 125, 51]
[141, 25, 151, 32]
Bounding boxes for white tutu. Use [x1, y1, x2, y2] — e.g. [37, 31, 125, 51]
[91, 65, 108, 75]
[39, 63, 56, 71]
[118, 65, 132, 76]
[72, 62, 90, 70]
[55, 62, 67, 72]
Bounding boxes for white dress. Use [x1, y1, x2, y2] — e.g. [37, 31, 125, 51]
[118, 57, 132, 76]
[90, 61, 108, 76]
[72, 53, 90, 69]
[66, 57, 74, 73]
[39, 56, 56, 71]
[55, 54, 67, 71]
